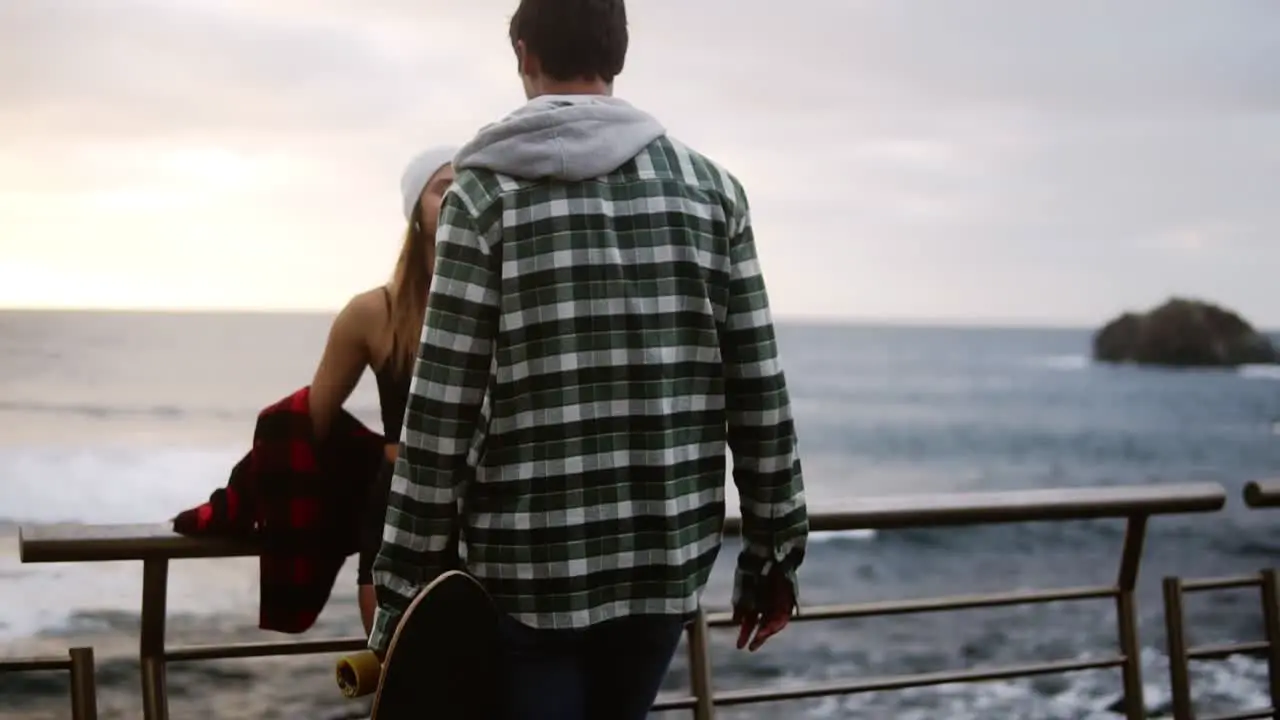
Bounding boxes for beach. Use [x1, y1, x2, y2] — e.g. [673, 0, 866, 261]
[3, 310, 1279, 718]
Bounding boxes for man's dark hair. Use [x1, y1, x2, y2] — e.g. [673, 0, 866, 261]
[509, 0, 628, 83]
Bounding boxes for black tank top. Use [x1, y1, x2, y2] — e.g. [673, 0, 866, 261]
[374, 288, 411, 442]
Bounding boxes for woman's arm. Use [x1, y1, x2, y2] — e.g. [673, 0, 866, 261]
[309, 295, 373, 440]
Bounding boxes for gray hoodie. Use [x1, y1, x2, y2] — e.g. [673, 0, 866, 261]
[453, 95, 667, 181]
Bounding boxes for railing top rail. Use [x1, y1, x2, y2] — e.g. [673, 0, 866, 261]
[737, 482, 1224, 534]
[1243, 479, 1280, 509]
[0, 655, 73, 672]
[20, 523, 258, 563]
[19, 482, 1225, 565]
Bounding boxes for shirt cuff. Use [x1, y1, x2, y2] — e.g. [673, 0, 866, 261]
[367, 605, 400, 656]
[732, 543, 805, 617]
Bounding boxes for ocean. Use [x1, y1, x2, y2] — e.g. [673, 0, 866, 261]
[1, 309, 1279, 719]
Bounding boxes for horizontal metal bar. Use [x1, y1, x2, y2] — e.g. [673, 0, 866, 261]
[1182, 575, 1262, 592]
[650, 693, 699, 711]
[157, 641, 695, 711]
[1244, 479, 1280, 509]
[1188, 641, 1271, 661]
[166, 637, 367, 662]
[19, 482, 1227, 564]
[20, 523, 258, 563]
[1200, 709, 1275, 720]
[0, 656, 72, 672]
[135, 588, 1112, 666]
[722, 482, 1223, 534]
[711, 656, 1125, 706]
[705, 584, 1117, 627]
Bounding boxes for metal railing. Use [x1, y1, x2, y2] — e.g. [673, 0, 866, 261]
[18, 482, 1229, 720]
[0, 647, 99, 720]
[1163, 479, 1280, 720]
[1245, 479, 1280, 510]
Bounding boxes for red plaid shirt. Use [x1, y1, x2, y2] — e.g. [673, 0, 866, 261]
[173, 387, 385, 633]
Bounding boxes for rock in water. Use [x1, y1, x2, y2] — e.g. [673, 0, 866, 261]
[1092, 297, 1279, 368]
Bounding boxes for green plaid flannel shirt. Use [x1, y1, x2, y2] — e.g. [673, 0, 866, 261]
[369, 136, 808, 652]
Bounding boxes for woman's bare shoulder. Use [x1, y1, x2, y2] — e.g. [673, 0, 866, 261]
[345, 286, 392, 318]
[331, 286, 390, 338]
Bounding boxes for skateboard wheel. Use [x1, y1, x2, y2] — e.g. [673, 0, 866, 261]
[336, 650, 383, 698]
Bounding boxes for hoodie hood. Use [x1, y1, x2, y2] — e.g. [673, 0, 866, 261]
[453, 95, 666, 181]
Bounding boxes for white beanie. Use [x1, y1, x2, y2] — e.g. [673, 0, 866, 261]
[400, 145, 458, 222]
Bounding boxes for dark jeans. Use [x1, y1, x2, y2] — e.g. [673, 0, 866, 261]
[357, 458, 461, 585]
[356, 459, 395, 586]
[497, 613, 685, 720]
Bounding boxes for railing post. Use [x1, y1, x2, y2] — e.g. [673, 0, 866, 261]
[1161, 577, 1194, 720]
[1116, 515, 1148, 720]
[68, 646, 99, 720]
[686, 607, 716, 720]
[1259, 569, 1280, 713]
[140, 558, 170, 720]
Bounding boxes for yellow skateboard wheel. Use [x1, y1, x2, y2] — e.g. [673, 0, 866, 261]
[336, 650, 383, 698]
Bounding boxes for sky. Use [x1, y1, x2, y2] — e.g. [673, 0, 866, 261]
[1, 0, 1277, 326]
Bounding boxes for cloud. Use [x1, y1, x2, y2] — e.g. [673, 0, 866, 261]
[0, 0, 1277, 324]
[0, 1, 516, 141]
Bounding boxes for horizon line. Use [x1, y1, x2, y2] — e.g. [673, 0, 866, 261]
[0, 304, 1108, 330]
[5, 305, 1276, 334]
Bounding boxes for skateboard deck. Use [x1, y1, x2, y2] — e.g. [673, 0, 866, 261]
[335, 570, 502, 720]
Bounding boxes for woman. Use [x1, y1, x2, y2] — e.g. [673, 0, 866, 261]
[307, 146, 457, 633]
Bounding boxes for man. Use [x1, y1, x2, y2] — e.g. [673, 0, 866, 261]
[369, 0, 808, 717]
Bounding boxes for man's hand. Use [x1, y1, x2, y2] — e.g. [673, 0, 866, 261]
[733, 572, 795, 652]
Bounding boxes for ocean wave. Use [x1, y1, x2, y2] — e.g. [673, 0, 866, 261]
[0, 399, 193, 420]
[0, 445, 244, 525]
[1032, 355, 1280, 381]
[803, 647, 1269, 720]
[1239, 364, 1280, 381]
[1035, 354, 1090, 371]
[811, 529, 876, 543]
[0, 444, 262, 642]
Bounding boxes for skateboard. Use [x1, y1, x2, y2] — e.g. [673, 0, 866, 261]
[336, 570, 502, 719]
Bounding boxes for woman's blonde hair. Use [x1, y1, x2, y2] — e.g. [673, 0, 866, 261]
[388, 147, 456, 374]
[387, 213, 431, 374]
